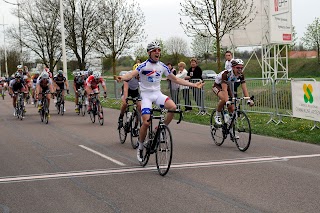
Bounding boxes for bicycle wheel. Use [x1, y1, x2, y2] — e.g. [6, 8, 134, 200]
[118, 125, 127, 144]
[20, 106, 24, 120]
[130, 110, 141, 149]
[233, 110, 251, 152]
[40, 108, 44, 122]
[44, 102, 49, 124]
[210, 110, 226, 146]
[81, 96, 86, 116]
[89, 105, 96, 123]
[60, 101, 64, 116]
[155, 125, 173, 176]
[139, 139, 151, 167]
[97, 103, 104, 125]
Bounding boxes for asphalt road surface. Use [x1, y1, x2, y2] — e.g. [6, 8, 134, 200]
[0, 96, 320, 213]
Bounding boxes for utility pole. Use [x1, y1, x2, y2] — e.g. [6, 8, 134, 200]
[60, 0, 68, 80]
[0, 16, 8, 77]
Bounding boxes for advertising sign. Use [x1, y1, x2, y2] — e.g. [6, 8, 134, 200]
[269, 0, 292, 44]
[291, 81, 320, 122]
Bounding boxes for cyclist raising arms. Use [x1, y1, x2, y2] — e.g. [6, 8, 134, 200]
[85, 71, 107, 112]
[116, 41, 204, 162]
[212, 58, 254, 125]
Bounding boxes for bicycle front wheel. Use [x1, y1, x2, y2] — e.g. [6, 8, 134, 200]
[130, 110, 141, 149]
[233, 111, 251, 152]
[155, 125, 173, 176]
[210, 110, 226, 146]
[81, 96, 87, 116]
[97, 103, 104, 125]
[60, 102, 64, 116]
[89, 105, 96, 123]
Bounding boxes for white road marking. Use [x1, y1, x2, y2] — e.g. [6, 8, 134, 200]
[79, 145, 126, 166]
[0, 154, 319, 184]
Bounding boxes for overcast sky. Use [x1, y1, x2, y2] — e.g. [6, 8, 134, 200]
[0, 0, 318, 50]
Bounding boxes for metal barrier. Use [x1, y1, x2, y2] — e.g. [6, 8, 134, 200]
[67, 77, 319, 130]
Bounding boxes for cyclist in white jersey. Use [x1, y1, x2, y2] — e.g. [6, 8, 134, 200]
[212, 58, 254, 125]
[116, 41, 204, 162]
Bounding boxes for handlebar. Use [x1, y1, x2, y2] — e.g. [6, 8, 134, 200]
[126, 97, 141, 103]
[148, 108, 183, 124]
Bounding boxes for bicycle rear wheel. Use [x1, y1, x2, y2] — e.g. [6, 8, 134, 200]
[130, 110, 141, 149]
[210, 110, 226, 146]
[233, 111, 251, 152]
[155, 125, 173, 176]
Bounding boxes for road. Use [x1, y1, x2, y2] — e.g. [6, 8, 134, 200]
[0, 96, 320, 213]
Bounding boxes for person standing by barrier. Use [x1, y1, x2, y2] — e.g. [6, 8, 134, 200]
[175, 62, 189, 110]
[185, 58, 204, 112]
[167, 63, 179, 104]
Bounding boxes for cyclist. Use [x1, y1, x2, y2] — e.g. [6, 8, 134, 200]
[212, 58, 254, 126]
[0, 77, 8, 97]
[31, 71, 40, 104]
[73, 72, 86, 113]
[85, 71, 107, 117]
[116, 41, 204, 162]
[53, 70, 69, 110]
[117, 70, 141, 130]
[35, 72, 54, 115]
[8, 72, 28, 116]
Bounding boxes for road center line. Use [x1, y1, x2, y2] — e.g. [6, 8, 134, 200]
[0, 153, 320, 184]
[79, 145, 126, 166]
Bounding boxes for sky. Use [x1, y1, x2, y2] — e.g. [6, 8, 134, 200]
[0, 0, 319, 52]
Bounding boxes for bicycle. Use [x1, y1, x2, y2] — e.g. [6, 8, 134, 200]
[77, 87, 87, 116]
[118, 97, 142, 149]
[210, 95, 254, 152]
[88, 92, 104, 125]
[39, 91, 52, 124]
[139, 108, 182, 176]
[55, 89, 65, 115]
[1, 87, 5, 100]
[14, 91, 25, 120]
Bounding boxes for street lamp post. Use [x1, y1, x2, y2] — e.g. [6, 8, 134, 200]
[2, 0, 23, 66]
[0, 16, 8, 77]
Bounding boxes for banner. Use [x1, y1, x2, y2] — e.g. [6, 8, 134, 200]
[291, 81, 320, 122]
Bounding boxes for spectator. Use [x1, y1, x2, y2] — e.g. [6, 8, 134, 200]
[176, 62, 190, 110]
[166, 63, 178, 103]
[225, 50, 233, 72]
[185, 58, 203, 111]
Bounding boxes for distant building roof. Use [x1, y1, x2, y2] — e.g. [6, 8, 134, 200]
[289, 51, 317, 58]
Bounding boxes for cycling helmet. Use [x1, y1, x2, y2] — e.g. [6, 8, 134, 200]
[147, 41, 161, 52]
[35, 71, 40, 75]
[231, 59, 244, 67]
[57, 70, 63, 77]
[17, 65, 23, 69]
[42, 72, 49, 79]
[15, 72, 21, 78]
[87, 69, 93, 76]
[93, 71, 101, 79]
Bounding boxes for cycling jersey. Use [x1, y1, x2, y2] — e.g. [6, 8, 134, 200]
[136, 59, 171, 92]
[53, 76, 66, 89]
[36, 77, 53, 88]
[86, 75, 105, 90]
[214, 70, 245, 85]
[9, 79, 26, 92]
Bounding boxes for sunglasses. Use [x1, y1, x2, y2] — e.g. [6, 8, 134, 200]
[235, 67, 243, 70]
[151, 49, 161, 53]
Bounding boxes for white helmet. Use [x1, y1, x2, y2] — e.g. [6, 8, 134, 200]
[42, 72, 49, 79]
[17, 65, 23, 69]
[93, 71, 101, 79]
[231, 59, 244, 67]
[147, 41, 161, 52]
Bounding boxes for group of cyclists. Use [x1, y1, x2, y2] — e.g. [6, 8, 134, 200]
[1, 41, 254, 163]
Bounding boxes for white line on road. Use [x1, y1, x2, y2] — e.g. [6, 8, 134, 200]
[79, 145, 126, 166]
[0, 153, 320, 184]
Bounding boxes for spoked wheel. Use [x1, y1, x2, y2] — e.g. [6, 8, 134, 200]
[40, 109, 44, 122]
[118, 125, 127, 144]
[89, 105, 96, 123]
[19, 107, 24, 120]
[210, 110, 226, 146]
[60, 102, 64, 116]
[233, 111, 251, 152]
[44, 109, 49, 124]
[57, 103, 60, 114]
[81, 96, 86, 116]
[130, 110, 141, 149]
[97, 105, 104, 125]
[139, 140, 151, 167]
[155, 125, 173, 176]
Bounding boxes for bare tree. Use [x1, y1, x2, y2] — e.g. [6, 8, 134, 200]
[96, 0, 146, 75]
[191, 33, 216, 63]
[8, 0, 62, 72]
[64, 0, 102, 70]
[180, 0, 257, 70]
[165, 36, 188, 64]
[302, 17, 320, 63]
